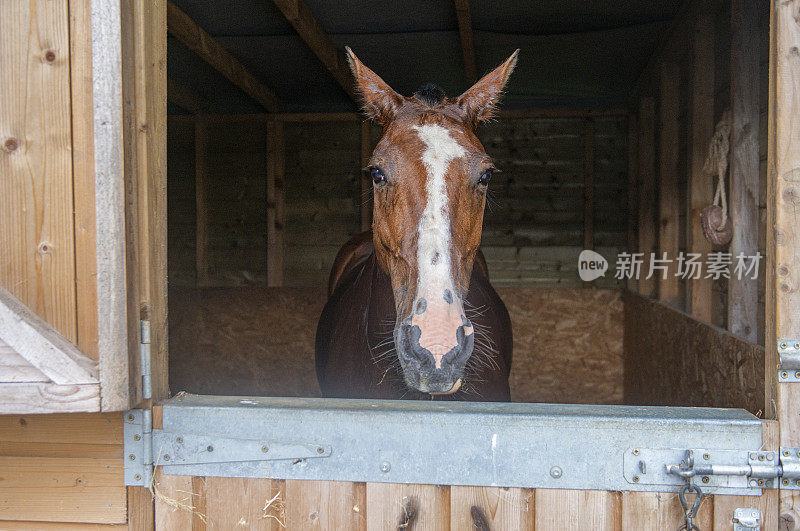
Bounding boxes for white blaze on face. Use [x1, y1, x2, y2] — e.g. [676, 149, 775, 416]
[410, 124, 471, 367]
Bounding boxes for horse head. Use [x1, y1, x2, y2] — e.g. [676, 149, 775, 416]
[346, 47, 518, 395]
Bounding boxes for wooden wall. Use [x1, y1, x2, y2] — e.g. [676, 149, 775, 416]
[167, 116, 629, 289]
[0, 413, 126, 528]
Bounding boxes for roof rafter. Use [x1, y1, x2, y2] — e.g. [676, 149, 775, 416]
[167, 78, 212, 114]
[270, 0, 357, 102]
[453, 0, 478, 85]
[167, 1, 284, 112]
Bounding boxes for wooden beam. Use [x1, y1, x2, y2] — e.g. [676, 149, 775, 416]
[637, 97, 656, 298]
[166, 1, 283, 112]
[626, 114, 639, 292]
[360, 121, 372, 232]
[195, 116, 210, 287]
[728, 0, 760, 342]
[687, 2, 715, 323]
[167, 78, 211, 114]
[0, 383, 100, 414]
[271, 0, 355, 101]
[584, 119, 595, 289]
[771, 0, 800, 524]
[266, 120, 285, 286]
[657, 58, 680, 304]
[453, 0, 477, 85]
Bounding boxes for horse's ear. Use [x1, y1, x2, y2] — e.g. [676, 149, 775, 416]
[345, 47, 403, 125]
[455, 50, 519, 125]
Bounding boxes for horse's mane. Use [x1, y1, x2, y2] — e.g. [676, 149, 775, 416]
[414, 83, 446, 107]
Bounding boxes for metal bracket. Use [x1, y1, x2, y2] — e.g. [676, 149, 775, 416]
[140, 320, 151, 399]
[778, 339, 800, 382]
[124, 409, 153, 487]
[732, 507, 761, 531]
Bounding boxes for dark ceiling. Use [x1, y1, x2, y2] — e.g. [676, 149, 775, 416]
[167, 0, 682, 114]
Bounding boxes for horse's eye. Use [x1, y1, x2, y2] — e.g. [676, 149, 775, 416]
[478, 169, 494, 186]
[369, 166, 386, 185]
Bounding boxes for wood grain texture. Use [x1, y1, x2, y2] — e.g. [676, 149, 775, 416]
[285, 480, 366, 530]
[0, 383, 99, 414]
[166, 2, 282, 111]
[773, 0, 800, 525]
[0, 345, 48, 383]
[69, 0, 99, 360]
[365, 483, 447, 531]
[0, 0, 77, 342]
[153, 468, 195, 530]
[624, 290, 764, 413]
[728, 0, 761, 342]
[127, 486, 155, 531]
[203, 477, 286, 530]
[658, 58, 681, 304]
[622, 490, 711, 529]
[688, 1, 716, 323]
[0, 523, 124, 530]
[637, 97, 657, 297]
[534, 489, 620, 530]
[450, 486, 533, 530]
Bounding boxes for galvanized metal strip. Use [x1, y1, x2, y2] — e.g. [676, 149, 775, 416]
[124, 409, 152, 487]
[778, 339, 800, 382]
[154, 394, 762, 494]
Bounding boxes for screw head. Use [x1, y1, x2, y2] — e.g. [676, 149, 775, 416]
[317, 447, 325, 455]
[796, 480, 800, 487]
[781, 342, 788, 349]
[262, 445, 269, 453]
[759, 454, 765, 461]
[782, 371, 789, 379]
[758, 479, 765, 486]
[632, 449, 639, 456]
[207, 445, 214, 452]
[784, 450, 791, 457]
[703, 453, 710, 460]
[128, 454, 136, 461]
[176, 437, 183, 444]
[767, 452, 775, 461]
[134, 473, 142, 481]
[127, 414, 134, 421]
[749, 452, 758, 460]
[702, 476, 710, 484]
[134, 434, 141, 441]
[784, 479, 790, 486]
[550, 466, 563, 479]
[380, 461, 391, 473]
[163, 455, 170, 461]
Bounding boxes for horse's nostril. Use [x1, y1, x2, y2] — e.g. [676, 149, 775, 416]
[415, 298, 427, 314]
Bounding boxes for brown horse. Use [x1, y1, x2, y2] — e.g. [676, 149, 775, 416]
[315, 48, 519, 401]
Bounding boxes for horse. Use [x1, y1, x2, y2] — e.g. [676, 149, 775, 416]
[314, 48, 519, 401]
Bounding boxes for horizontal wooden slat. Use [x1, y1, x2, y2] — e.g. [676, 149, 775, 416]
[0, 442, 122, 460]
[0, 346, 48, 383]
[0, 487, 126, 524]
[0, 383, 100, 414]
[0, 456, 122, 488]
[0, 413, 122, 445]
[0, 522, 124, 530]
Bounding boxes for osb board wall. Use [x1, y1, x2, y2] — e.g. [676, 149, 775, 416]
[0, 413, 126, 527]
[167, 117, 628, 289]
[168, 287, 623, 404]
[623, 291, 764, 414]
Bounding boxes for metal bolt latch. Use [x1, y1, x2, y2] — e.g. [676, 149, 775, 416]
[732, 507, 761, 531]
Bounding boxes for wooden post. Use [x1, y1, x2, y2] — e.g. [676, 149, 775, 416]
[453, 0, 477, 85]
[728, 0, 760, 342]
[360, 120, 372, 232]
[626, 115, 639, 292]
[687, 2, 715, 323]
[658, 58, 680, 304]
[267, 120, 285, 287]
[584, 119, 595, 288]
[637, 97, 657, 298]
[194, 115, 210, 287]
[772, 0, 800, 524]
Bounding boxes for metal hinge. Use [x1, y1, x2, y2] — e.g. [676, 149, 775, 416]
[140, 319, 151, 399]
[123, 408, 332, 487]
[624, 447, 800, 491]
[778, 339, 800, 382]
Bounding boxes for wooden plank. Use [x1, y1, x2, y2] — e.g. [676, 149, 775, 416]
[621, 490, 711, 529]
[266, 120, 285, 287]
[0, 383, 100, 414]
[203, 477, 286, 530]
[0, 486, 126, 524]
[626, 114, 638, 291]
[153, 468, 196, 530]
[167, 2, 282, 111]
[0, 523, 124, 530]
[534, 489, 620, 530]
[687, 1, 716, 323]
[0, 286, 97, 385]
[360, 120, 372, 232]
[167, 78, 211, 114]
[774, 0, 800, 525]
[728, 0, 761, 342]
[70, 0, 99, 360]
[0, 345, 49, 383]
[623, 291, 764, 413]
[0, 0, 78, 342]
[127, 486, 155, 531]
[285, 480, 365, 529]
[0, 456, 122, 488]
[453, 0, 477, 85]
[658, 58, 681, 304]
[449, 486, 533, 530]
[0, 412, 123, 446]
[365, 483, 447, 530]
[270, 0, 354, 101]
[195, 116, 210, 287]
[0, 442, 121, 460]
[637, 97, 657, 297]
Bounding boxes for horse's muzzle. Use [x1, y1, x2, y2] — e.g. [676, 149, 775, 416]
[394, 319, 474, 394]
